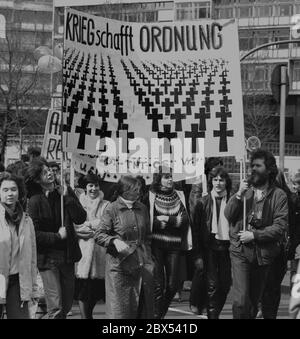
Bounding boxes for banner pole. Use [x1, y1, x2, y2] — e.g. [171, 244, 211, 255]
[243, 154, 247, 232]
[70, 154, 75, 189]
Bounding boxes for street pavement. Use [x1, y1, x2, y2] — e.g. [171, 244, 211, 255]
[66, 272, 292, 320]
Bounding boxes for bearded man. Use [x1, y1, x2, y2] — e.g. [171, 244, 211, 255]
[224, 149, 288, 319]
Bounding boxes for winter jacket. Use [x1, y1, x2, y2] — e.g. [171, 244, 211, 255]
[192, 193, 230, 259]
[27, 186, 87, 270]
[224, 186, 288, 266]
[289, 192, 300, 260]
[0, 204, 38, 304]
[94, 197, 154, 319]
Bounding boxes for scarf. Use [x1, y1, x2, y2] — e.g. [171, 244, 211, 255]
[211, 190, 229, 241]
[119, 196, 135, 209]
[0, 202, 23, 232]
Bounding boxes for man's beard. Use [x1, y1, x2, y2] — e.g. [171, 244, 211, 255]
[249, 171, 269, 188]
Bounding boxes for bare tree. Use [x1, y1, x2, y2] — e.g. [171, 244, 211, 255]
[243, 94, 279, 145]
[0, 27, 50, 163]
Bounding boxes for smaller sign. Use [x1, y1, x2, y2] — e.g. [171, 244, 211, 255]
[42, 109, 70, 162]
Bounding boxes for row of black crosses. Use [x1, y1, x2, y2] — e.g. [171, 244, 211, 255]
[213, 69, 234, 152]
[121, 58, 231, 153]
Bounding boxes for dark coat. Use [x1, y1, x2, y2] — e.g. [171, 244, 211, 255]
[192, 193, 230, 259]
[224, 186, 288, 266]
[289, 192, 300, 259]
[94, 197, 154, 319]
[27, 186, 87, 270]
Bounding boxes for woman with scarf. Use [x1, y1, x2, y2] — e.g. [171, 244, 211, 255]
[192, 166, 232, 319]
[149, 166, 193, 319]
[74, 174, 110, 319]
[0, 172, 38, 319]
[94, 175, 154, 319]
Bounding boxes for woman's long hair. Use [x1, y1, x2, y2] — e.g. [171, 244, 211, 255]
[150, 166, 173, 194]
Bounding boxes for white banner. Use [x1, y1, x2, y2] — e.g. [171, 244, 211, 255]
[63, 9, 245, 179]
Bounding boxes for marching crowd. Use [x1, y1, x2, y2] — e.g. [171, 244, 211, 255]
[0, 148, 300, 319]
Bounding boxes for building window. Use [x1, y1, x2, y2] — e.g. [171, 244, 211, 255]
[256, 5, 273, 17]
[239, 6, 253, 18]
[292, 61, 300, 82]
[278, 4, 293, 17]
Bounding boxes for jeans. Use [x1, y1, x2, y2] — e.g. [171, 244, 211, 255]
[230, 250, 270, 319]
[0, 274, 30, 319]
[40, 263, 75, 319]
[152, 247, 181, 319]
[261, 248, 287, 319]
[206, 249, 231, 319]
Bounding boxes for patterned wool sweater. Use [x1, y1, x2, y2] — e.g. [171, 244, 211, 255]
[152, 190, 189, 250]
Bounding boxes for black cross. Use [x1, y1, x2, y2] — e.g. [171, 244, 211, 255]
[87, 87, 96, 105]
[99, 94, 108, 107]
[72, 90, 84, 103]
[152, 88, 163, 104]
[186, 87, 198, 101]
[111, 87, 121, 97]
[117, 127, 135, 153]
[137, 87, 146, 104]
[143, 79, 155, 95]
[141, 97, 154, 115]
[162, 98, 174, 116]
[99, 83, 107, 95]
[220, 75, 230, 87]
[78, 82, 86, 94]
[98, 106, 109, 123]
[147, 108, 163, 132]
[153, 74, 162, 85]
[113, 96, 123, 108]
[222, 69, 229, 77]
[218, 86, 230, 96]
[95, 122, 112, 152]
[170, 87, 181, 105]
[220, 96, 233, 108]
[187, 68, 193, 78]
[64, 100, 78, 132]
[130, 79, 140, 92]
[216, 106, 232, 122]
[213, 123, 234, 152]
[114, 107, 127, 130]
[75, 119, 91, 150]
[66, 80, 75, 96]
[185, 124, 205, 153]
[173, 69, 181, 79]
[201, 97, 214, 112]
[175, 80, 184, 93]
[170, 108, 186, 132]
[189, 79, 199, 88]
[183, 98, 195, 116]
[181, 70, 188, 85]
[204, 76, 215, 87]
[196, 70, 204, 81]
[195, 108, 210, 131]
[158, 125, 177, 153]
[99, 77, 107, 87]
[202, 65, 209, 73]
[202, 87, 214, 97]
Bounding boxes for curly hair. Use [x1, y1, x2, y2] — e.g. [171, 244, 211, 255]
[24, 158, 48, 198]
[0, 171, 26, 207]
[250, 149, 278, 186]
[208, 166, 232, 195]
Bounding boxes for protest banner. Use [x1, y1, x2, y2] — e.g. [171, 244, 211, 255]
[42, 109, 71, 163]
[62, 8, 245, 180]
